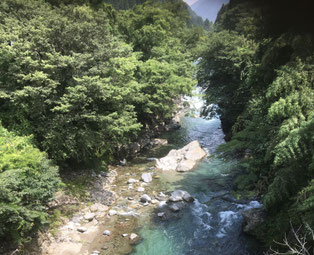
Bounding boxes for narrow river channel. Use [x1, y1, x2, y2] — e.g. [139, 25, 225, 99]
[124, 90, 263, 255]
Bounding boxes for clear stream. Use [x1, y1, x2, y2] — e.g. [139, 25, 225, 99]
[128, 91, 263, 255]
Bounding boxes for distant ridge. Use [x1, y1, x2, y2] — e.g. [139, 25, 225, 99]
[190, 0, 229, 22]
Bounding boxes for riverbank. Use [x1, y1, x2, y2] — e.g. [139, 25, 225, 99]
[16, 102, 189, 255]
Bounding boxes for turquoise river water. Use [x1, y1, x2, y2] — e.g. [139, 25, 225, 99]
[128, 93, 263, 255]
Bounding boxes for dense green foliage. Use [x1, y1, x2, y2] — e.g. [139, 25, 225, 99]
[198, 0, 314, 248]
[0, 124, 59, 244]
[0, 0, 195, 167]
[0, 0, 199, 246]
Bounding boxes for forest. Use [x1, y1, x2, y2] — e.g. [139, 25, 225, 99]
[0, 0, 313, 253]
[197, 0, 314, 250]
[0, 0, 203, 247]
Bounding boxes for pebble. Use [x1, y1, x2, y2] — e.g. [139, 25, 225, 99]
[127, 178, 137, 184]
[157, 212, 165, 217]
[137, 187, 145, 192]
[140, 194, 151, 203]
[122, 233, 128, 237]
[103, 230, 111, 236]
[141, 173, 152, 183]
[130, 233, 138, 240]
[109, 210, 117, 216]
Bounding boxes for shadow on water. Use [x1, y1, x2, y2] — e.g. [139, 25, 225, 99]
[130, 115, 264, 255]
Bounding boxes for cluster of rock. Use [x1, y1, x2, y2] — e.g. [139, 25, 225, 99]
[156, 140, 207, 172]
[136, 189, 194, 220]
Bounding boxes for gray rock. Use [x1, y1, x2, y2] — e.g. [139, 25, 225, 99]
[77, 227, 87, 233]
[157, 201, 167, 209]
[140, 194, 152, 203]
[127, 178, 138, 184]
[84, 212, 95, 221]
[156, 192, 167, 201]
[152, 138, 168, 146]
[141, 173, 152, 183]
[157, 212, 165, 217]
[103, 230, 111, 236]
[137, 187, 145, 192]
[109, 209, 117, 216]
[120, 159, 127, 166]
[169, 190, 187, 202]
[130, 233, 138, 240]
[169, 204, 180, 212]
[183, 193, 194, 203]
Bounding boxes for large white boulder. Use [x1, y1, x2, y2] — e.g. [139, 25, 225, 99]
[155, 140, 206, 172]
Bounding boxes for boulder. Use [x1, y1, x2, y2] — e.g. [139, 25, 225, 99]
[140, 194, 151, 203]
[155, 141, 206, 171]
[141, 173, 152, 183]
[242, 208, 266, 235]
[169, 190, 193, 203]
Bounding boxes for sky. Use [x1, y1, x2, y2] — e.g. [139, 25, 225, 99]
[183, 0, 229, 22]
[184, 0, 198, 5]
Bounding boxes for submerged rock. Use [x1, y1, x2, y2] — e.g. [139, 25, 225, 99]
[157, 212, 165, 218]
[152, 138, 168, 146]
[141, 173, 152, 183]
[155, 140, 206, 171]
[169, 204, 180, 212]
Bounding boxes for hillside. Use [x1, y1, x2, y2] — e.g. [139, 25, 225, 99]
[191, 0, 229, 22]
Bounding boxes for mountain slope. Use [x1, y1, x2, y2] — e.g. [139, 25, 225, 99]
[191, 0, 229, 22]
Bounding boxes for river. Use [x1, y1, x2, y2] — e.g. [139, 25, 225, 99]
[125, 91, 263, 255]
[95, 89, 263, 255]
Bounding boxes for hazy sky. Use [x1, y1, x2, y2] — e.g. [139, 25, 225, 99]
[184, 0, 229, 22]
[184, 0, 198, 5]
